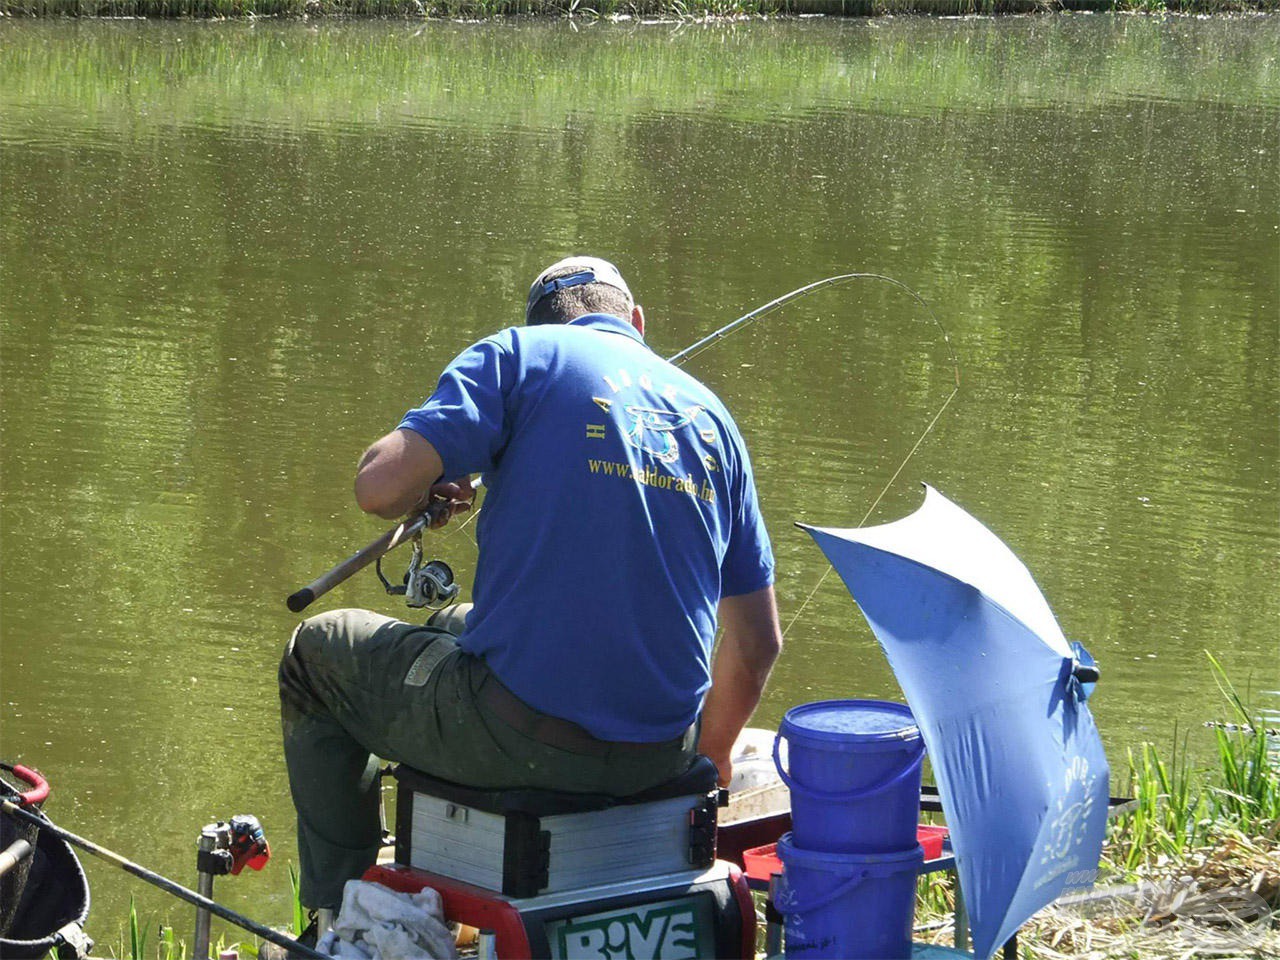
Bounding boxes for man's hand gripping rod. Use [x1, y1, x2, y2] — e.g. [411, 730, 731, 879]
[286, 500, 455, 613]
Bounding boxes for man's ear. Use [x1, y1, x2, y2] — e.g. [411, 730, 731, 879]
[631, 304, 645, 337]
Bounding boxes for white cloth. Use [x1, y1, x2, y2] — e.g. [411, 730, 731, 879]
[727, 726, 782, 793]
[319, 880, 458, 960]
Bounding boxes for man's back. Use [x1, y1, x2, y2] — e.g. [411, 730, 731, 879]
[398, 313, 773, 742]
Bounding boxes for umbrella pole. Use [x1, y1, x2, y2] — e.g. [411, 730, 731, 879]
[1, 800, 326, 960]
[954, 880, 969, 952]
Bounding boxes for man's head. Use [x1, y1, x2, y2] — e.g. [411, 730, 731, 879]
[525, 256, 644, 334]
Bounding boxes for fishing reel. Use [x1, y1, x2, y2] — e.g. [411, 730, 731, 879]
[376, 536, 459, 609]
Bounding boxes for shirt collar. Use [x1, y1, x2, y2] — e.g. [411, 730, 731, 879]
[567, 313, 647, 347]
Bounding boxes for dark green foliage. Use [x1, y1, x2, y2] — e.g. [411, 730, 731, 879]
[2, 0, 1275, 19]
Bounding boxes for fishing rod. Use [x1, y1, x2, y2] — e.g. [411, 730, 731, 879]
[0, 797, 327, 960]
[286, 497, 459, 613]
[287, 272, 959, 615]
[669, 271, 959, 381]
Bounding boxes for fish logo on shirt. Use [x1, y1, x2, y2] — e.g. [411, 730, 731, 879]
[589, 367, 714, 465]
[620, 404, 706, 463]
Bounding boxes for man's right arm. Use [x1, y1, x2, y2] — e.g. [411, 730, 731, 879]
[698, 585, 783, 787]
[356, 333, 514, 521]
[354, 429, 445, 519]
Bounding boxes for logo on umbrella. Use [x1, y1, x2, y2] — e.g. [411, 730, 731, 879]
[1042, 757, 1101, 866]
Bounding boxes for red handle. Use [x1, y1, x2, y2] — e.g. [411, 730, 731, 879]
[12, 765, 49, 806]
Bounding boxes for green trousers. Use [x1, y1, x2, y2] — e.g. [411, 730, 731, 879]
[279, 607, 696, 909]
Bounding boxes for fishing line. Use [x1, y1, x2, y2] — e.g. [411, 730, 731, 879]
[668, 273, 961, 642]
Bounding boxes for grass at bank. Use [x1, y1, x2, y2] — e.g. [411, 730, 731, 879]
[2, 0, 1278, 19]
[102, 656, 1279, 958]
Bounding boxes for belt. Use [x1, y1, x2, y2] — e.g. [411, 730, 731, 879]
[479, 677, 692, 760]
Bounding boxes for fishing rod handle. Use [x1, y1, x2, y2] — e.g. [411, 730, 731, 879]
[286, 507, 439, 614]
[0, 838, 33, 878]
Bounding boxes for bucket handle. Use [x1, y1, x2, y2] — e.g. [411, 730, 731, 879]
[773, 731, 924, 804]
[778, 867, 871, 916]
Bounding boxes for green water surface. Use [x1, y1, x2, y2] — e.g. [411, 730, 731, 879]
[2, 14, 1277, 939]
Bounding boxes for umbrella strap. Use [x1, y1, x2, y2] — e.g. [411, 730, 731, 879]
[772, 735, 925, 803]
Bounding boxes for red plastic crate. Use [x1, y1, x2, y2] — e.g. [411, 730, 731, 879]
[742, 825, 949, 882]
[917, 824, 949, 860]
[742, 843, 782, 881]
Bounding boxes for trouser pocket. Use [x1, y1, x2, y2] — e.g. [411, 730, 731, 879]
[404, 634, 458, 688]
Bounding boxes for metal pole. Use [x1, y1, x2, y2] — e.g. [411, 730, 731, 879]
[1, 801, 326, 960]
[765, 873, 784, 958]
[194, 831, 217, 960]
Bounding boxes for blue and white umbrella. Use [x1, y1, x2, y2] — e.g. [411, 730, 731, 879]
[802, 485, 1109, 960]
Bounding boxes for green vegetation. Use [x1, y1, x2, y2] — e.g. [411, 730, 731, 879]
[1108, 657, 1279, 871]
[1108, 666, 1278, 874]
[3, 13, 1274, 122]
[128, 899, 148, 960]
[98, 868, 306, 959]
[102, 897, 265, 959]
[157, 924, 188, 960]
[288, 863, 307, 939]
[1, 0, 1275, 20]
[101, 899, 195, 960]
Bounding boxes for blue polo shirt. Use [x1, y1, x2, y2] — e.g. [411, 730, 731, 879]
[397, 314, 774, 742]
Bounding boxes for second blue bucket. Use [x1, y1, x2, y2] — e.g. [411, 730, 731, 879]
[774, 699, 925, 854]
[776, 832, 923, 960]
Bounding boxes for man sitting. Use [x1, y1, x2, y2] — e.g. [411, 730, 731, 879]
[279, 256, 782, 919]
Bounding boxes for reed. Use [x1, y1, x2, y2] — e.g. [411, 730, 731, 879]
[1207, 653, 1280, 833]
[158, 924, 187, 960]
[287, 861, 307, 938]
[128, 898, 149, 960]
[110, 924, 257, 960]
[1107, 656, 1279, 874]
[1, 0, 1275, 18]
[1110, 734, 1214, 870]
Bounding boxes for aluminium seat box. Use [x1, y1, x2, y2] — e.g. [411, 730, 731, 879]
[391, 759, 720, 898]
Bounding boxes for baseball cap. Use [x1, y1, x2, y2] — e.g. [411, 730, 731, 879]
[525, 256, 634, 323]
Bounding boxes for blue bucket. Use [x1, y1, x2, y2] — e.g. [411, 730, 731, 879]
[776, 832, 922, 960]
[773, 699, 924, 853]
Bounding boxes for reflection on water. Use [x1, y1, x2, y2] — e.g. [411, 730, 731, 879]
[1, 14, 1277, 934]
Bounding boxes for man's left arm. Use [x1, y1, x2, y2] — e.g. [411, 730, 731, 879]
[699, 585, 783, 787]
